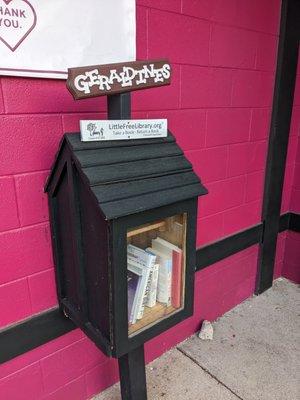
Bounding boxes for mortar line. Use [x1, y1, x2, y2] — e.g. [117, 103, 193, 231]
[176, 347, 244, 400]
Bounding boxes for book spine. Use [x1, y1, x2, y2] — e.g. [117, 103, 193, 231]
[134, 268, 150, 321]
[171, 250, 182, 308]
[157, 260, 172, 305]
[137, 268, 152, 319]
[130, 278, 141, 324]
[128, 244, 156, 269]
[147, 264, 159, 307]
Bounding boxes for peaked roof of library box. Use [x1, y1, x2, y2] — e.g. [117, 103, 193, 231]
[45, 132, 207, 219]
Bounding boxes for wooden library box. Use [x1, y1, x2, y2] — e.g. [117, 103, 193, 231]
[45, 132, 207, 357]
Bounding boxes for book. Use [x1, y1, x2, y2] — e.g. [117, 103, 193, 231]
[128, 244, 156, 269]
[147, 247, 172, 306]
[152, 237, 183, 308]
[145, 262, 159, 308]
[128, 244, 157, 319]
[127, 267, 143, 324]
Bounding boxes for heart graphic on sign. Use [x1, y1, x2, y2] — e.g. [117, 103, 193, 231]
[0, 0, 37, 52]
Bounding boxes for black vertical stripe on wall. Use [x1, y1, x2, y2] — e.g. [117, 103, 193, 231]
[256, 0, 300, 294]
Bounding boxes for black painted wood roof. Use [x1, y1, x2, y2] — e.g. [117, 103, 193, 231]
[46, 132, 207, 219]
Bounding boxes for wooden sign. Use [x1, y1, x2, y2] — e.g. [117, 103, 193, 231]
[67, 59, 171, 100]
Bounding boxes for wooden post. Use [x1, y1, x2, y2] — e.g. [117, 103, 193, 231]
[107, 92, 131, 120]
[118, 345, 148, 400]
[107, 93, 148, 400]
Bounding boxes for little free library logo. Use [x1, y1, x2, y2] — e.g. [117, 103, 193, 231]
[67, 59, 172, 100]
[0, 0, 37, 51]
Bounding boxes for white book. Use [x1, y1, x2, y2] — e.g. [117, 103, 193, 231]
[128, 258, 150, 322]
[152, 237, 181, 256]
[137, 266, 153, 319]
[128, 244, 157, 319]
[127, 244, 156, 269]
[147, 247, 172, 305]
[127, 263, 143, 324]
[145, 262, 159, 308]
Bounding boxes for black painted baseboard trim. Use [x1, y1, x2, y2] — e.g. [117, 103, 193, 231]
[289, 212, 300, 232]
[196, 224, 263, 271]
[0, 308, 75, 364]
[1, 212, 299, 365]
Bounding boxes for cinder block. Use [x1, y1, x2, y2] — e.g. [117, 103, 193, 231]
[223, 200, 261, 236]
[0, 278, 31, 328]
[290, 188, 300, 213]
[227, 141, 267, 177]
[28, 269, 57, 314]
[196, 213, 224, 247]
[210, 25, 257, 69]
[256, 33, 278, 71]
[0, 176, 19, 232]
[185, 146, 228, 184]
[137, 0, 181, 13]
[273, 260, 283, 279]
[245, 170, 265, 203]
[85, 361, 119, 399]
[148, 109, 206, 151]
[296, 138, 300, 163]
[137, 6, 148, 60]
[0, 362, 43, 400]
[0, 115, 62, 175]
[199, 176, 246, 217]
[209, 0, 238, 25]
[289, 107, 300, 137]
[282, 232, 300, 283]
[286, 135, 298, 165]
[206, 108, 251, 147]
[132, 65, 180, 110]
[231, 70, 274, 107]
[236, 0, 281, 35]
[181, 66, 232, 108]
[275, 232, 287, 266]
[221, 276, 256, 314]
[1, 78, 106, 114]
[15, 171, 49, 227]
[181, 0, 213, 20]
[41, 338, 108, 394]
[148, 9, 210, 65]
[293, 162, 300, 190]
[0, 330, 84, 381]
[0, 81, 4, 114]
[0, 223, 53, 285]
[42, 376, 86, 400]
[41, 340, 87, 393]
[250, 108, 271, 141]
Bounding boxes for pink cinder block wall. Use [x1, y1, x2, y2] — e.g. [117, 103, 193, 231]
[0, 0, 282, 398]
[279, 53, 300, 283]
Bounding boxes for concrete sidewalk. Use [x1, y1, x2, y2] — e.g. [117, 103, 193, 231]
[94, 278, 300, 400]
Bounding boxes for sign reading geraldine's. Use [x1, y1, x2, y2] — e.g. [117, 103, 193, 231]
[67, 59, 172, 100]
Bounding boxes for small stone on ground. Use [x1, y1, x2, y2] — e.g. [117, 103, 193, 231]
[198, 320, 214, 340]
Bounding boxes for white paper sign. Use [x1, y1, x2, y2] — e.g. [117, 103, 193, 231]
[0, 0, 136, 79]
[80, 120, 168, 142]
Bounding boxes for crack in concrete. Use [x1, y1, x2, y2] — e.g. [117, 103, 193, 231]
[176, 347, 244, 400]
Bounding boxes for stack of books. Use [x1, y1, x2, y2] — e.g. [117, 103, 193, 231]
[127, 237, 183, 325]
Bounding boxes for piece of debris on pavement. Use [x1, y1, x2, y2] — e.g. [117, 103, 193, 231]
[198, 320, 214, 340]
